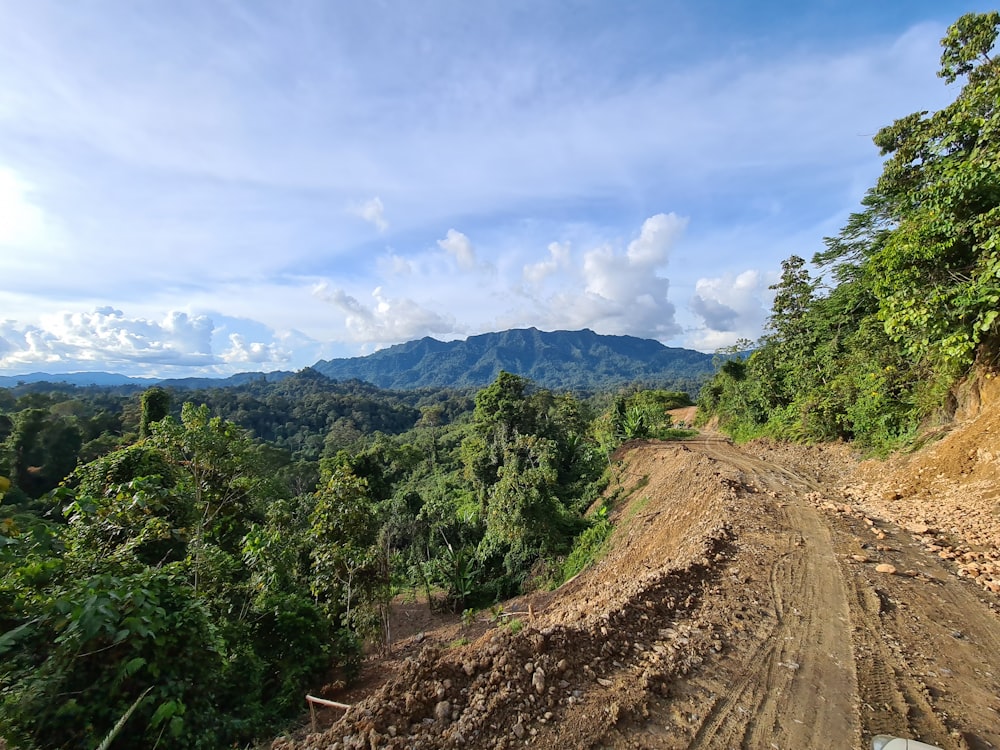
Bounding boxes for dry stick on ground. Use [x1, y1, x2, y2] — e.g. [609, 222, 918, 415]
[306, 695, 351, 732]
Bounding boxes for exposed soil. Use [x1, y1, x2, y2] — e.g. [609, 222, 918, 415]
[274, 375, 1000, 750]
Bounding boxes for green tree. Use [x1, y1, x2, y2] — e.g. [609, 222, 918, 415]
[850, 11, 1000, 368]
[1, 403, 331, 749]
[309, 465, 382, 634]
[6, 408, 83, 498]
[138, 387, 170, 439]
[148, 403, 278, 592]
[700, 13, 1000, 451]
[461, 373, 594, 595]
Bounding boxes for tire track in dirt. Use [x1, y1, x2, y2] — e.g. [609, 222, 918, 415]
[822, 504, 1000, 750]
[683, 443, 859, 750]
[745, 439, 1000, 749]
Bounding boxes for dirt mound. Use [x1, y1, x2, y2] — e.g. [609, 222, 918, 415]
[274, 404, 1000, 749]
[274, 445, 747, 750]
[852, 373, 1000, 593]
[666, 406, 697, 427]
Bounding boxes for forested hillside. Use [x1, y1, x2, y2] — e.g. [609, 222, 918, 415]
[0, 328, 715, 393]
[312, 328, 714, 392]
[0, 365, 691, 748]
[700, 12, 1000, 452]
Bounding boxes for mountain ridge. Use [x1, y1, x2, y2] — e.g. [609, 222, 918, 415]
[0, 329, 716, 392]
[312, 328, 714, 390]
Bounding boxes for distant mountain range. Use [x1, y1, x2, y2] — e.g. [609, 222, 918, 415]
[0, 371, 291, 389]
[313, 328, 715, 391]
[0, 371, 161, 388]
[1, 329, 717, 392]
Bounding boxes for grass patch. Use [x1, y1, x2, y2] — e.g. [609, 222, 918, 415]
[627, 474, 650, 496]
[655, 428, 699, 441]
[561, 471, 655, 584]
[561, 516, 613, 581]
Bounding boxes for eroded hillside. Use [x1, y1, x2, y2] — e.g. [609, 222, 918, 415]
[276, 380, 1000, 750]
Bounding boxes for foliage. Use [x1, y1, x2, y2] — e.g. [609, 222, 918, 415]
[0, 387, 129, 504]
[699, 13, 1000, 453]
[174, 369, 427, 460]
[561, 506, 613, 581]
[138, 387, 170, 439]
[0, 357, 692, 746]
[309, 466, 380, 627]
[0, 405, 335, 749]
[461, 373, 598, 597]
[593, 389, 691, 451]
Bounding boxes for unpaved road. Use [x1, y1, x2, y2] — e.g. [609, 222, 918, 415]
[680, 441, 858, 749]
[665, 440, 1000, 750]
[277, 433, 1000, 750]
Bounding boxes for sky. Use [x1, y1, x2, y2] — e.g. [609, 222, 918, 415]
[0, 1, 993, 378]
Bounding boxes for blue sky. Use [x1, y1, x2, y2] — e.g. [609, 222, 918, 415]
[0, 1, 992, 377]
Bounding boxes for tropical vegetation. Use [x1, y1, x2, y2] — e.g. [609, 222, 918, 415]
[699, 12, 1000, 453]
[1, 367, 688, 747]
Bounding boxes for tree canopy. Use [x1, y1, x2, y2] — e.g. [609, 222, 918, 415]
[1, 369, 675, 747]
[700, 12, 1000, 451]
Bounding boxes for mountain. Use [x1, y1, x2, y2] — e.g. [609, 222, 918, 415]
[156, 371, 293, 389]
[0, 371, 161, 388]
[0, 330, 716, 393]
[312, 328, 715, 391]
[0, 370, 292, 389]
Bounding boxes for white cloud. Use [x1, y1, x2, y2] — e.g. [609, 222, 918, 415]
[0, 308, 214, 369]
[313, 283, 462, 345]
[687, 270, 772, 350]
[349, 196, 388, 233]
[504, 213, 685, 339]
[376, 252, 413, 277]
[437, 229, 479, 271]
[221, 333, 287, 364]
[691, 295, 738, 331]
[0, 167, 56, 249]
[523, 241, 570, 286]
[626, 213, 686, 266]
[309, 213, 690, 344]
[0, 307, 302, 374]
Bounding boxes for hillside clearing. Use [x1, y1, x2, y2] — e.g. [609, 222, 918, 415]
[276, 388, 1000, 750]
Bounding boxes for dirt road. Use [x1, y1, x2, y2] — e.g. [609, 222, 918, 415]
[278, 436, 1000, 750]
[675, 440, 1000, 750]
[680, 441, 859, 749]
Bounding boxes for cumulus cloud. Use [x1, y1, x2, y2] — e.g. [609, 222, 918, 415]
[437, 229, 479, 271]
[523, 241, 570, 286]
[0, 308, 215, 369]
[687, 270, 771, 350]
[313, 283, 461, 345]
[333, 213, 688, 344]
[349, 196, 388, 232]
[0, 307, 299, 374]
[512, 213, 686, 339]
[221, 333, 287, 364]
[690, 296, 739, 331]
[626, 213, 686, 266]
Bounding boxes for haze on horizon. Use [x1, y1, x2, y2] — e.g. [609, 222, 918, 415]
[0, 0, 990, 378]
